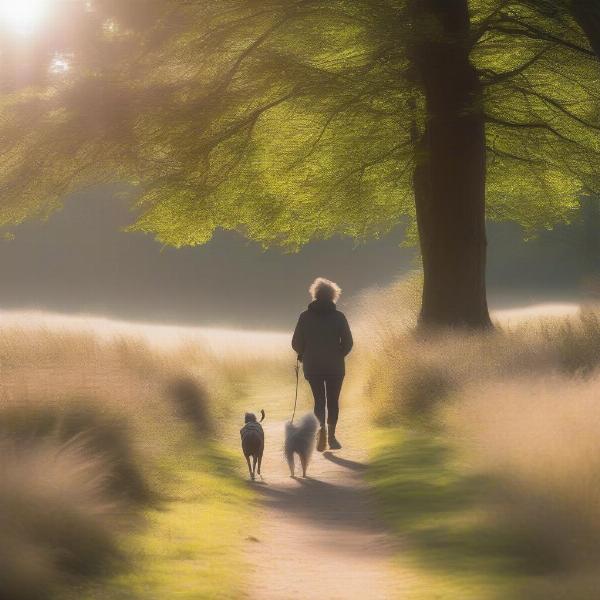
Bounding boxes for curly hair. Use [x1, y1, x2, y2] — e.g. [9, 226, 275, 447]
[309, 277, 342, 303]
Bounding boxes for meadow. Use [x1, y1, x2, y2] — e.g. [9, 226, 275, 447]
[356, 276, 600, 599]
[0, 312, 290, 600]
[2, 288, 600, 599]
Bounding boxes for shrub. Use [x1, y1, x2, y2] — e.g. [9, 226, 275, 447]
[361, 309, 600, 427]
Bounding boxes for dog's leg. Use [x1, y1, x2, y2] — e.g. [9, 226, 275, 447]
[245, 455, 253, 480]
[286, 452, 295, 478]
[252, 455, 257, 480]
[257, 452, 263, 478]
[299, 453, 308, 478]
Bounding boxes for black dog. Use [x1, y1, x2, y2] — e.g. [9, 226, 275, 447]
[240, 409, 265, 480]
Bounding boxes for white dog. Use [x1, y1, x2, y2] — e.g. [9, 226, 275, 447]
[284, 413, 318, 478]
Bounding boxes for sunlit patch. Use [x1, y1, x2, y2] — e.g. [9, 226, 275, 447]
[102, 18, 117, 35]
[0, 0, 50, 35]
[50, 53, 71, 74]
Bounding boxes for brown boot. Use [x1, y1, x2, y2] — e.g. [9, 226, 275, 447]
[317, 426, 327, 452]
[328, 424, 342, 450]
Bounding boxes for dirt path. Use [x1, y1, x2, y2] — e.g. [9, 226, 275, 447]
[243, 408, 398, 600]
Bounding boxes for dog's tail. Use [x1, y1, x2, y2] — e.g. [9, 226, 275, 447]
[260, 409, 265, 422]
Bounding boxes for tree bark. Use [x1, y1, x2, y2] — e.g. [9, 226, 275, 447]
[410, 0, 492, 329]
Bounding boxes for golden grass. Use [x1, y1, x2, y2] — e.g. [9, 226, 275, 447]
[446, 375, 600, 569]
[0, 439, 128, 600]
[361, 309, 600, 426]
[356, 277, 600, 599]
[0, 316, 287, 599]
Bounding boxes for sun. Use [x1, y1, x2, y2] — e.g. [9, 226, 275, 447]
[0, 0, 50, 35]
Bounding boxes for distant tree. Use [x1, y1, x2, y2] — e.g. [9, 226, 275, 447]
[1, 0, 599, 327]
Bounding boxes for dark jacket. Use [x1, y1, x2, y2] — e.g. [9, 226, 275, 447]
[291, 300, 353, 378]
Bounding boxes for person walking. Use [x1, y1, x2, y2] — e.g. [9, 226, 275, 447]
[292, 277, 353, 451]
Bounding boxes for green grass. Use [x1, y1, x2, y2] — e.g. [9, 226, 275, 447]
[367, 427, 536, 600]
[74, 440, 253, 600]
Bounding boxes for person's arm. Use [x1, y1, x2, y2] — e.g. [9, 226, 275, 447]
[292, 314, 305, 360]
[340, 314, 353, 357]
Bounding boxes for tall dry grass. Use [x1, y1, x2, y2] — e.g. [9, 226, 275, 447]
[0, 328, 192, 598]
[0, 316, 287, 600]
[0, 439, 127, 600]
[357, 277, 600, 596]
[446, 375, 600, 570]
[362, 307, 600, 426]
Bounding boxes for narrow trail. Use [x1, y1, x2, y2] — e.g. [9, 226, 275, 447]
[242, 386, 399, 600]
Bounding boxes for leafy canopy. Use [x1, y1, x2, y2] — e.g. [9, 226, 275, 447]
[1, 0, 599, 247]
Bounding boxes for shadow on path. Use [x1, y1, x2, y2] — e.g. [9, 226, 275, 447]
[246, 420, 395, 599]
[255, 464, 387, 536]
[323, 451, 368, 472]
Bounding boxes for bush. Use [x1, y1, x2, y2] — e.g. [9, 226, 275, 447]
[361, 309, 600, 427]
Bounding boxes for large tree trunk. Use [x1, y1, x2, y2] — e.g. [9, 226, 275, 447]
[410, 0, 492, 329]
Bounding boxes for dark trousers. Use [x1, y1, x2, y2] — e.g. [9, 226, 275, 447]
[307, 375, 344, 427]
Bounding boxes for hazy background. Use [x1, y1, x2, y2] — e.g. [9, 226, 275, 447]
[0, 187, 593, 329]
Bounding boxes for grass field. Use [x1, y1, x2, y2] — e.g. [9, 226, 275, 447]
[69, 443, 253, 600]
[0, 313, 290, 600]
[356, 278, 600, 599]
[368, 428, 521, 600]
[4, 294, 600, 599]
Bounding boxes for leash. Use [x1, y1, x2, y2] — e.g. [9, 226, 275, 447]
[291, 356, 300, 424]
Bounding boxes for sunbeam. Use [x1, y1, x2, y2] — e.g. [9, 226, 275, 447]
[0, 0, 50, 35]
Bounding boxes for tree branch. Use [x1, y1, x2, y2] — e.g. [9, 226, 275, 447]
[492, 13, 595, 57]
[507, 83, 600, 131]
[470, 0, 513, 46]
[480, 44, 550, 86]
[485, 113, 582, 146]
[486, 144, 541, 165]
